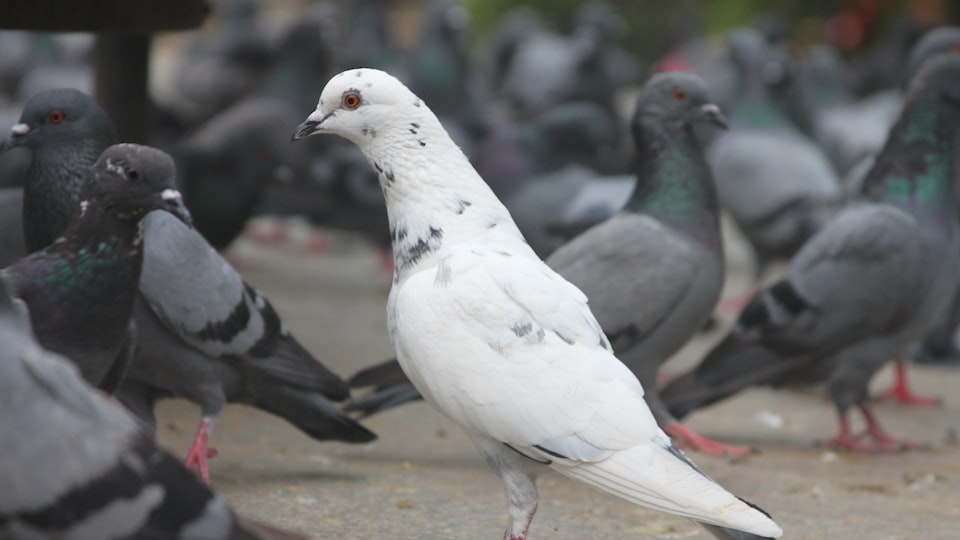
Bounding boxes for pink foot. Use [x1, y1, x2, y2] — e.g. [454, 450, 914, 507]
[663, 422, 754, 457]
[821, 407, 929, 453]
[875, 361, 941, 407]
[244, 220, 289, 246]
[717, 289, 757, 315]
[306, 229, 330, 254]
[375, 247, 394, 278]
[184, 418, 218, 483]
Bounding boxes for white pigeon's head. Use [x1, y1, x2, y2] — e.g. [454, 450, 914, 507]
[292, 68, 428, 145]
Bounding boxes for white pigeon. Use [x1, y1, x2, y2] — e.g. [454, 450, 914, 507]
[293, 68, 783, 540]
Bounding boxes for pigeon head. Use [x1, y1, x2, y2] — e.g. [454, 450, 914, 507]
[633, 72, 727, 131]
[905, 51, 960, 106]
[82, 144, 191, 225]
[4, 88, 116, 154]
[903, 26, 960, 88]
[292, 68, 429, 145]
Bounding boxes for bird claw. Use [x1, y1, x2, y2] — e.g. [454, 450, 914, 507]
[819, 431, 929, 453]
[874, 386, 942, 408]
[663, 423, 756, 458]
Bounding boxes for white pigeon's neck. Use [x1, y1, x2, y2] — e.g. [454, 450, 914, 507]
[350, 108, 522, 283]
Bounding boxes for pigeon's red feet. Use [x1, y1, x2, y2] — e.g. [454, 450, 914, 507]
[375, 247, 394, 278]
[306, 229, 330, 254]
[717, 289, 756, 315]
[663, 422, 754, 457]
[244, 219, 289, 246]
[184, 418, 218, 483]
[875, 361, 941, 407]
[821, 408, 929, 453]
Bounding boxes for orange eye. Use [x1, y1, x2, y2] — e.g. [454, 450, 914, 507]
[672, 87, 686, 101]
[48, 111, 65, 124]
[342, 92, 361, 109]
[123, 166, 139, 181]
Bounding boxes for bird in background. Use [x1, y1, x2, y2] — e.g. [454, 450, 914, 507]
[0, 277, 306, 540]
[661, 52, 960, 452]
[347, 71, 748, 458]
[294, 68, 782, 540]
[1, 144, 190, 394]
[0, 87, 375, 484]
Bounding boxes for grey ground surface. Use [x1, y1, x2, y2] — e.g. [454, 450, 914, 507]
[153, 219, 960, 540]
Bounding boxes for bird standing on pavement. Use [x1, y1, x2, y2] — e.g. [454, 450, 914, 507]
[294, 68, 782, 540]
[661, 52, 960, 452]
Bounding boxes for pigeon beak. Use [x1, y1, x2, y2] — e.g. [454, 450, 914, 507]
[160, 188, 193, 226]
[698, 103, 728, 129]
[292, 110, 329, 141]
[0, 123, 29, 152]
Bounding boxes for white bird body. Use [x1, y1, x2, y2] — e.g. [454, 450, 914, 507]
[294, 68, 783, 540]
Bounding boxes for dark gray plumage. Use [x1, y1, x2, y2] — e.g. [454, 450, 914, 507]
[1, 144, 189, 393]
[0, 280, 303, 540]
[661, 53, 960, 452]
[6, 88, 375, 484]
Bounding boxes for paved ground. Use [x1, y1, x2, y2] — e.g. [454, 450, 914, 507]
[154, 222, 960, 540]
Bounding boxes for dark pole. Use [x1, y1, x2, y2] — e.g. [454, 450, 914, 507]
[94, 33, 152, 144]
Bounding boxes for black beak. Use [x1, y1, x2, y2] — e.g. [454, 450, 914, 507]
[698, 103, 728, 129]
[160, 189, 194, 227]
[292, 120, 318, 141]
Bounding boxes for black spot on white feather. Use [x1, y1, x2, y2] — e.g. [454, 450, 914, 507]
[417, 139, 426, 147]
[355, 71, 363, 77]
[504, 443, 551, 464]
[374, 162, 384, 174]
[395, 227, 444, 274]
[390, 224, 408, 243]
[410, 122, 420, 129]
[455, 199, 472, 214]
[362, 126, 377, 138]
[512, 321, 533, 337]
[495, 250, 512, 257]
[409, 127, 418, 134]
[412, 99, 422, 108]
[533, 444, 569, 460]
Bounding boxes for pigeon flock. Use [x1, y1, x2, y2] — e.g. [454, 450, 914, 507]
[0, 1, 959, 539]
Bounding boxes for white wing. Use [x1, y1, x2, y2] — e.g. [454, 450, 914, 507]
[390, 241, 660, 457]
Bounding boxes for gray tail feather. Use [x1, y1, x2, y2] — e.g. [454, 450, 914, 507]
[248, 381, 376, 443]
[661, 333, 806, 420]
[345, 381, 422, 418]
[346, 358, 423, 417]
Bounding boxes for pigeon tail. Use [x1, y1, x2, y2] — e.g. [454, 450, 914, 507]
[660, 333, 807, 420]
[247, 380, 377, 443]
[553, 443, 782, 538]
[246, 334, 352, 401]
[346, 358, 423, 417]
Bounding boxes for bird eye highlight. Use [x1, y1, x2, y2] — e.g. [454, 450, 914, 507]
[123, 166, 139, 182]
[342, 92, 361, 110]
[48, 110, 65, 124]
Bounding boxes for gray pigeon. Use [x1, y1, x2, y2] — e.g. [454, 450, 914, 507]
[0, 187, 25, 267]
[1, 144, 190, 393]
[661, 52, 960, 452]
[349, 72, 744, 457]
[4, 88, 375, 484]
[0, 279, 304, 540]
[709, 29, 843, 274]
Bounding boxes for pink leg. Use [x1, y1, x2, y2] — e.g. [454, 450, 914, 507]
[717, 288, 757, 315]
[859, 405, 929, 451]
[875, 360, 941, 407]
[306, 229, 330, 254]
[183, 417, 219, 483]
[244, 219, 289, 246]
[821, 406, 928, 452]
[663, 422, 754, 457]
[503, 503, 536, 540]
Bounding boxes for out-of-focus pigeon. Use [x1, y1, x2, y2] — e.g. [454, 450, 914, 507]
[294, 68, 783, 540]
[0, 279, 305, 540]
[709, 29, 842, 275]
[0, 187, 25, 267]
[174, 97, 299, 250]
[2, 144, 189, 393]
[5, 88, 375, 483]
[347, 72, 745, 457]
[661, 53, 960, 452]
